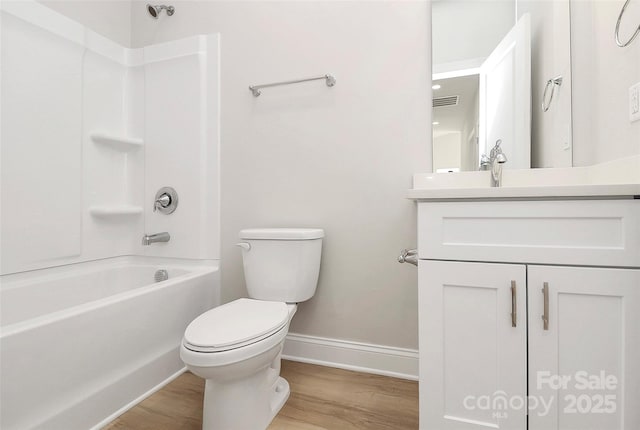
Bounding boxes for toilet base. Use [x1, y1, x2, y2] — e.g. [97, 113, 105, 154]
[202, 376, 290, 430]
[271, 376, 290, 417]
[198, 344, 291, 430]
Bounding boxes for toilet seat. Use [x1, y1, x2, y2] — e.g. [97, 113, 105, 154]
[183, 298, 289, 353]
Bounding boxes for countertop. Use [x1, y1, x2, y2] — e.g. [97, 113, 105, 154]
[408, 156, 640, 201]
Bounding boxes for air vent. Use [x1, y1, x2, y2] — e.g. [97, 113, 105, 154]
[433, 95, 459, 108]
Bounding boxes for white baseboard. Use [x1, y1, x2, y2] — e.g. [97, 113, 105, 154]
[282, 333, 419, 381]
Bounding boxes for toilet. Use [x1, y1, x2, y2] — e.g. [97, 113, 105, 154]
[180, 228, 324, 430]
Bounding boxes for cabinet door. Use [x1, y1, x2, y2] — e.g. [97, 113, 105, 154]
[419, 261, 527, 430]
[528, 266, 640, 430]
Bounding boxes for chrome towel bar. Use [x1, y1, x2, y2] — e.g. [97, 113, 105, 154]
[249, 74, 336, 97]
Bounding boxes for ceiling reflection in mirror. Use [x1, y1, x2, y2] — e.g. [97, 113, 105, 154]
[432, 0, 572, 172]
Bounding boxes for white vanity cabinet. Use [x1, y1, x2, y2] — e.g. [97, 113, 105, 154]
[419, 260, 528, 430]
[417, 199, 640, 430]
[527, 265, 640, 430]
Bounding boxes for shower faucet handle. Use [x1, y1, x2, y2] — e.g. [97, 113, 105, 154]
[153, 187, 178, 214]
[154, 194, 171, 212]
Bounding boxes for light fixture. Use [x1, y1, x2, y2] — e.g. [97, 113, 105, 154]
[432, 84, 441, 90]
[432, 121, 439, 125]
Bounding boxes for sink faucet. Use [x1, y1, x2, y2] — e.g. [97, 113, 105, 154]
[142, 232, 170, 246]
[487, 139, 507, 187]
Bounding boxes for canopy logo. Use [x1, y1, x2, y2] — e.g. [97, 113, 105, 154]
[462, 371, 618, 418]
[463, 392, 552, 419]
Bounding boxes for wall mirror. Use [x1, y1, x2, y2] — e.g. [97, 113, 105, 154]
[432, 0, 640, 173]
[432, 0, 572, 173]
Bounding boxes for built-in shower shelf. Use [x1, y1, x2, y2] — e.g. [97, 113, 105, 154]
[91, 133, 143, 151]
[89, 205, 143, 218]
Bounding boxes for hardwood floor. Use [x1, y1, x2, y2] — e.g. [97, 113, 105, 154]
[104, 360, 418, 430]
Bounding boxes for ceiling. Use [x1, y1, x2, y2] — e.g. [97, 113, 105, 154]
[432, 74, 479, 138]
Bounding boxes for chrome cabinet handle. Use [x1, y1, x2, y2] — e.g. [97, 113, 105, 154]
[542, 282, 550, 330]
[511, 280, 517, 328]
[542, 76, 563, 112]
[397, 248, 418, 266]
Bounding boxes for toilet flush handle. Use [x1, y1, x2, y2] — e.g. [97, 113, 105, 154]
[236, 242, 251, 251]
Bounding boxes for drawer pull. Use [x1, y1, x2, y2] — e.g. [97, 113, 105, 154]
[542, 282, 549, 330]
[511, 280, 517, 327]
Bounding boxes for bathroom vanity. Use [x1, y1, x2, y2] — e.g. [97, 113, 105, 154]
[409, 158, 640, 430]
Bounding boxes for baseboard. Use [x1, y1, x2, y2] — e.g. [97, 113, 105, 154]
[282, 333, 419, 381]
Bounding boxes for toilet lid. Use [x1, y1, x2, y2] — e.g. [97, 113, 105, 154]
[183, 298, 289, 353]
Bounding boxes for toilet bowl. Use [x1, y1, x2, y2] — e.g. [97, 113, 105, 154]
[180, 228, 323, 430]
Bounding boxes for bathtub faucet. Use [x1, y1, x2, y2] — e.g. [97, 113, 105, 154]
[142, 232, 170, 246]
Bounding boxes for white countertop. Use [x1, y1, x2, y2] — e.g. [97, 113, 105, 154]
[408, 156, 640, 200]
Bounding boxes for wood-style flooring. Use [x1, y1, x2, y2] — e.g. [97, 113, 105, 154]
[104, 360, 418, 430]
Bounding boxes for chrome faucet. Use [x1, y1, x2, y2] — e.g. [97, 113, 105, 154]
[479, 154, 491, 171]
[486, 139, 507, 187]
[142, 232, 170, 246]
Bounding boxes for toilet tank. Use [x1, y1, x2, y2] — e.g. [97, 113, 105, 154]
[238, 228, 324, 303]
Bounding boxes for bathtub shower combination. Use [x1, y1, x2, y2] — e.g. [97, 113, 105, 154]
[0, 1, 221, 429]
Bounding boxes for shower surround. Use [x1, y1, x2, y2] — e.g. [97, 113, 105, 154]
[0, 1, 220, 428]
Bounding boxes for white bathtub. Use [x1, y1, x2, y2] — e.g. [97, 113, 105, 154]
[0, 256, 219, 430]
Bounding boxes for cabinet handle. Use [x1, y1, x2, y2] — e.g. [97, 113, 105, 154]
[542, 282, 549, 330]
[511, 280, 517, 327]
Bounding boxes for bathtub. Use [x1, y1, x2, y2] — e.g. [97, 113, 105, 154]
[0, 256, 219, 430]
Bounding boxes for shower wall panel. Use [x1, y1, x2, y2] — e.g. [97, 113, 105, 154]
[1, 9, 83, 273]
[142, 35, 220, 260]
[1, 1, 220, 274]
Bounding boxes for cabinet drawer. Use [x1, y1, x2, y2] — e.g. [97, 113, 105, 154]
[418, 200, 640, 267]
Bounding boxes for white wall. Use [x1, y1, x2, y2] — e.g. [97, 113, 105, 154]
[39, 0, 132, 47]
[433, 132, 462, 171]
[131, 1, 431, 350]
[571, 0, 640, 166]
[519, 0, 572, 168]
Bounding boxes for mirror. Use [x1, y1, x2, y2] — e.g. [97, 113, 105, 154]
[432, 0, 572, 171]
